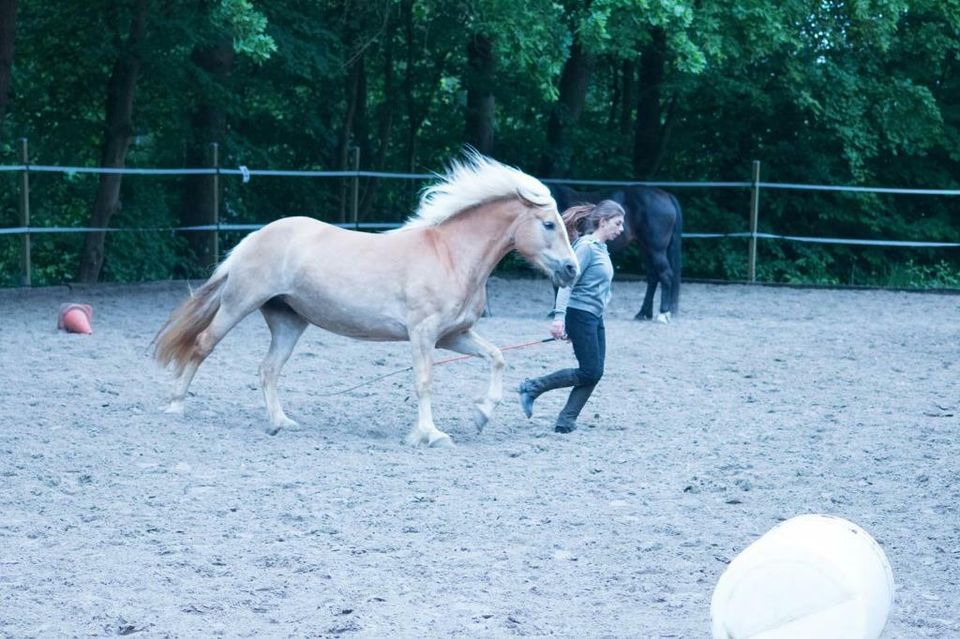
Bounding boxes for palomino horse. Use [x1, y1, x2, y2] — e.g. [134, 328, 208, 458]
[551, 184, 682, 322]
[154, 153, 579, 447]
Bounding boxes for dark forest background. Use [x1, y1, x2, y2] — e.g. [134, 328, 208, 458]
[1, 0, 958, 288]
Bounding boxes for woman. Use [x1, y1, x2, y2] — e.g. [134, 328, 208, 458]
[518, 199, 626, 433]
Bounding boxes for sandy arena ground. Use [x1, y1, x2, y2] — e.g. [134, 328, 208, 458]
[0, 277, 957, 638]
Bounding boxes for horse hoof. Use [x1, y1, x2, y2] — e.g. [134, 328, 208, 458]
[634, 312, 653, 321]
[162, 401, 184, 416]
[473, 407, 490, 433]
[265, 416, 297, 436]
[404, 431, 427, 447]
[655, 312, 671, 324]
[429, 432, 454, 448]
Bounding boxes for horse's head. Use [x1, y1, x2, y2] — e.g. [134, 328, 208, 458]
[399, 152, 579, 287]
[511, 190, 579, 288]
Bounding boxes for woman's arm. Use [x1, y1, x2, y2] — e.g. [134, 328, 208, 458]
[550, 239, 594, 337]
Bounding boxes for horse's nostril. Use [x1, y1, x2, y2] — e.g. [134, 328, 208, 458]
[564, 262, 578, 278]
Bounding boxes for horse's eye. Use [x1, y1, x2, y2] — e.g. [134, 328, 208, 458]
[543, 221, 556, 231]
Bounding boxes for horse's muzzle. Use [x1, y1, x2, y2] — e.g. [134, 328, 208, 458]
[554, 259, 579, 287]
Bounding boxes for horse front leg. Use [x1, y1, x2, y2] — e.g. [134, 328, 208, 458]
[437, 329, 505, 434]
[405, 330, 453, 448]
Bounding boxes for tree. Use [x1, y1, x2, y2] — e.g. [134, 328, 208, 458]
[179, 0, 275, 270]
[179, 36, 235, 270]
[539, 38, 593, 177]
[0, 0, 15, 123]
[78, 0, 147, 283]
[4, 0, 960, 287]
[464, 32, 495, 155]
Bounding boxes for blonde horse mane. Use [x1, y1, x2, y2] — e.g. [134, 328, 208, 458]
[392, 150, 554, 232]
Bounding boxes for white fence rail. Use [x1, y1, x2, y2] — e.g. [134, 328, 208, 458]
[3, 143, 959, 286]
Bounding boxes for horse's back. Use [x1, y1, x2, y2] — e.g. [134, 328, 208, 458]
[621, 187, 680, 238]
[251, 215, 345, 243]
[222, 216, 417, 340]
[232, 216, 397, 265]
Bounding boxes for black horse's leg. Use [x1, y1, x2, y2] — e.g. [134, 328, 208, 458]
[652, 251, 674, 321]
[638, 265, 657, 320]
[636, 249, 657, 320]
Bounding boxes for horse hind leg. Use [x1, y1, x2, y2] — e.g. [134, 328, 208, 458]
[164, 358, 203, 415]
[636, 255, 658, 321]
[164, 291, 262, 415]
[645, 252, 673, 324]
[637, 277, 658, 320]
[259, 299, 308, 436]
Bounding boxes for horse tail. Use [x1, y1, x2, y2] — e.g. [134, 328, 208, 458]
[668, 193, 683, 314]
[153, 271, 228, 376]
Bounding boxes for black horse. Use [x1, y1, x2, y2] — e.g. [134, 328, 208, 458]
[550, 184, 682, 322]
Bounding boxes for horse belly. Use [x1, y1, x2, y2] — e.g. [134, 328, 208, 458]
[284, 294, 409, 341]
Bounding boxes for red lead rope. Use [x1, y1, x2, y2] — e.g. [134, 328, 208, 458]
[433, 336, 558, 366]
[313, 336, 559, 397]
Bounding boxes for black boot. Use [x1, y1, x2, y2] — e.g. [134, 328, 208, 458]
[517, 369, 580, 419]
[554, 383, 596, 433]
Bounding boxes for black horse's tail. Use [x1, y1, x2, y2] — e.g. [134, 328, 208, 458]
[668, 193, 683, 314]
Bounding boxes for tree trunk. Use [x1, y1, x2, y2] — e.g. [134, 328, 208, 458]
[360, 10, 397, 218]
[180, 38, 233, 273]
[0, 0, 16, 123]
[401, 3, 451, 219]
[78, 0, 146, 283]
[403, 0, 449, 175]
[633, 27, 667, 179]
[402, 0, 418, 174]
[338, 50, 365, 223]
[619, 58, 636, 155]
[465, 33, 495, 156]
[607, 56, 620, 129]
[539, 40, 594, 178]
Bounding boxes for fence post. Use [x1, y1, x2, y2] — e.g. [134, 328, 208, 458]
[18, 138, 30, 287]
[748, 160, 761, 283]
[209, 142, 220, 265]
[350, 145, 360, 231]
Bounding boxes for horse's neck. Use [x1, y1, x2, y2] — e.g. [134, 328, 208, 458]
[433, 199, 517, 287]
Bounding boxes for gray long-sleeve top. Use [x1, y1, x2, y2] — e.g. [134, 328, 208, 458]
[552, 234, 614, 319]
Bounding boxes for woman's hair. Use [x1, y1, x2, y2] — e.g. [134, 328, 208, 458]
[561, 199, 625, 241]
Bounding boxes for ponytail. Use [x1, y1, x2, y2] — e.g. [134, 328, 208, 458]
[561, 204, 596, 242]
[561, 199, 626, 242]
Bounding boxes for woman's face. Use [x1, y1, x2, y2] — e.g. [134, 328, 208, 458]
[597, 214, 625, 242]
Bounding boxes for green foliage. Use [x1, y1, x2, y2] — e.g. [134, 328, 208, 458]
[464, 0, 569, 100]
[582, 0, 703, 71]
[99, 179, 187, 282]
[214, 0, 277, 61]
[1, 0, 959, 288]
[883, 259, 960, 288]
[0, 238, 20, 287]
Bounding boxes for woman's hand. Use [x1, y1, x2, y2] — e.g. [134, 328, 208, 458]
[550, 319, 567, 340]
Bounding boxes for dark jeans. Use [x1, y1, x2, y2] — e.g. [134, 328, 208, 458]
[565, 307, 605, 387]
[518, 308, 606, 429]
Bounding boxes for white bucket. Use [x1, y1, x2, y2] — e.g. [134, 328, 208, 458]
[711, 514, 894, 639]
